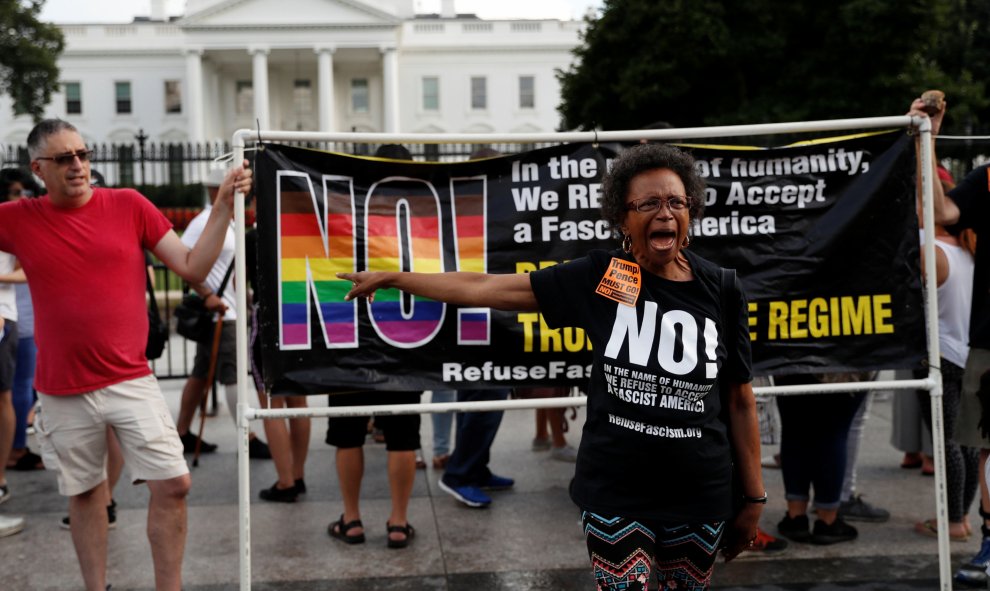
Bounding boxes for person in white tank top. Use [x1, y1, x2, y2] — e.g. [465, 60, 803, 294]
[914, 225, 978, 541]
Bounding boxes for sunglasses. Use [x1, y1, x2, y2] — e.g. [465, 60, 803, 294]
[35, 149, 94, 166]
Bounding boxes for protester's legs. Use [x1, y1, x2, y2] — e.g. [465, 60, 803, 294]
[326, 403, 370, 537]
[534, 408, 549, 443]
[962, 445, 981, 520]
[259, 392, 307, 490]
[918, 360, 969, 528]
[261, 393, 294, 489]
[776, 394, 814, 514]
[0, 320, 18, 487]
[145, 475, 190, 591]
[335, 446, 364, 535]
[36, 389, 112, 589]
[11, 335, 35, 452]
[379, 396, 420, 541]
[809, 392, 864, 520]
[0, 389, 13, 486]
[652, 521, 722, 591]
[548, 407, 568, 448]
[287, 396, 310, 481]
[105, 375, 190, 590]
[386, 450, 415, 541]
[176, 325, 234, 436]
[583, 512, 654, 591]
[840, 392, 871, 502]
[69, 482, 110, 591]
[442, 389, 509, 487]
[431, 390, 455, 457]
[778, 387, 863, 524]
[175, 375, 207, 435]
[953, 349, 990, 540]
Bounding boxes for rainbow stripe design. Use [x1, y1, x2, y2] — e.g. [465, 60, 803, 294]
[278, 171, 357, 349]
[451, 176, 489, 344]
[365, 178, 445, 348]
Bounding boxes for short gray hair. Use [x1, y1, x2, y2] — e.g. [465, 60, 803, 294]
[27, 119, 79, 160]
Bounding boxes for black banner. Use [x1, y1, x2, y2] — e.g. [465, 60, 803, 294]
[254, 132, 925, 394]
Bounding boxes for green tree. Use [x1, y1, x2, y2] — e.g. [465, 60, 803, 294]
[558, 0, 988, 134]
[0, 0, 64, 121]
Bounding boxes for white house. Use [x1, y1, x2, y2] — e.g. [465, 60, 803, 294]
[0, 0, 584, 148]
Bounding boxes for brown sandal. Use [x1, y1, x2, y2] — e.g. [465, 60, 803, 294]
[386, 522, 415, 549]
[328, 515, 365, 544]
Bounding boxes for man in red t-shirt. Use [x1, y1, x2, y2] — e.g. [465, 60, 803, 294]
[0, 119, 252, 591]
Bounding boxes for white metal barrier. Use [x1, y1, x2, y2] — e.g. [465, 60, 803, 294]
[228, 115, 949, 590]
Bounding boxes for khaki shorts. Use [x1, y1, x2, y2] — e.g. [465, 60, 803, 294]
[35, 374, 189, 496]
[954, 348, 990, 450]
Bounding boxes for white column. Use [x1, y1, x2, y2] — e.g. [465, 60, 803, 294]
[380, 45, 399, 132]
[315, 45, 336, 132]
[184, 47, 205, 143]
[249, 45, 271, 130]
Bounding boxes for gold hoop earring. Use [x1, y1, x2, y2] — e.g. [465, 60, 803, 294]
[622, 234, 632, 253]
[682, 235, 691, 248]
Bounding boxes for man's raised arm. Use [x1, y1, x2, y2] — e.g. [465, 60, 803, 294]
[153, 162, 252, 282]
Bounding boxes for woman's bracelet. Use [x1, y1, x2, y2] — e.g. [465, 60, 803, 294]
[742, 492, 768, 504]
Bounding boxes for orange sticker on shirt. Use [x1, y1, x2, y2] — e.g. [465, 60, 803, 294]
[595, 257, 641, 306]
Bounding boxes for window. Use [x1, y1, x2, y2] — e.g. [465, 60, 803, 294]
[65, 82, 82, 114]
[519, 76, 535, 109]
[236, 80, 253, 115]
[164, 80, 182, 114]
[351, 78, 369, 113]
[293, 79, 312, 115]
[470, 76, 487, 110]
[115, 81, 132, 114]
[422, 76, 439, 111]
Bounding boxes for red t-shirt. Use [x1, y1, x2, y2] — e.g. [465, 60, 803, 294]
[0, 188, 172, 395]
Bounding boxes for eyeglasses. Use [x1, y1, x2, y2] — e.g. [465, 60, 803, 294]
[626, 195, 693, 213]
[35, 149, 93, 166]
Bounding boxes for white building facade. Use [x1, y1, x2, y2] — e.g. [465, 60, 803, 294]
[0, 0, 583, 147]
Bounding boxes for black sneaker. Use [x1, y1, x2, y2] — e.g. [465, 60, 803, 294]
[777, 513, 812, 543]
[179, 432, 217, 454]
[811, 517, 858, 545]
[838, 494, 890, 523]
[295, 479, 307, 494]
[248, 437, 272, 459]
[61, 499, 117, 530]
[258, 482, 298, 503]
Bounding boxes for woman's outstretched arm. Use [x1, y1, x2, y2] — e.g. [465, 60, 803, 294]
[337, 270, 540, 312]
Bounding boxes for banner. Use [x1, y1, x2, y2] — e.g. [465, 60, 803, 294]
[254, 132, 925, 394]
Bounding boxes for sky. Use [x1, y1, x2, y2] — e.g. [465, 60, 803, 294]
[39, 0, 603, 23]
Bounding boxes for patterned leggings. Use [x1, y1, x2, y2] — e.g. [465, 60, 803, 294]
[917, 359, 980, 522]
[582, 512, 724, 591]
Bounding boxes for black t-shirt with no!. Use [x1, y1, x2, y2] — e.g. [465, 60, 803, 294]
[530, 248, 752, 522]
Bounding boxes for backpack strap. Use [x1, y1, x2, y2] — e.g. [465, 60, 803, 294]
[146, 267, 162, 321]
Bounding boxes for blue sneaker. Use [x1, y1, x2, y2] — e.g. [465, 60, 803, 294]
[438, 479, 491, 508]
[480, 474, 515, 490]
[954, 536, 990, 588]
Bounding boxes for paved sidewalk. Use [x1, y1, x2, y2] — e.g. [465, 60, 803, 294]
[0, 382, 976, 589]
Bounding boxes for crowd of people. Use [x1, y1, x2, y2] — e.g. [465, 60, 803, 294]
[0, 89, 986, 591]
